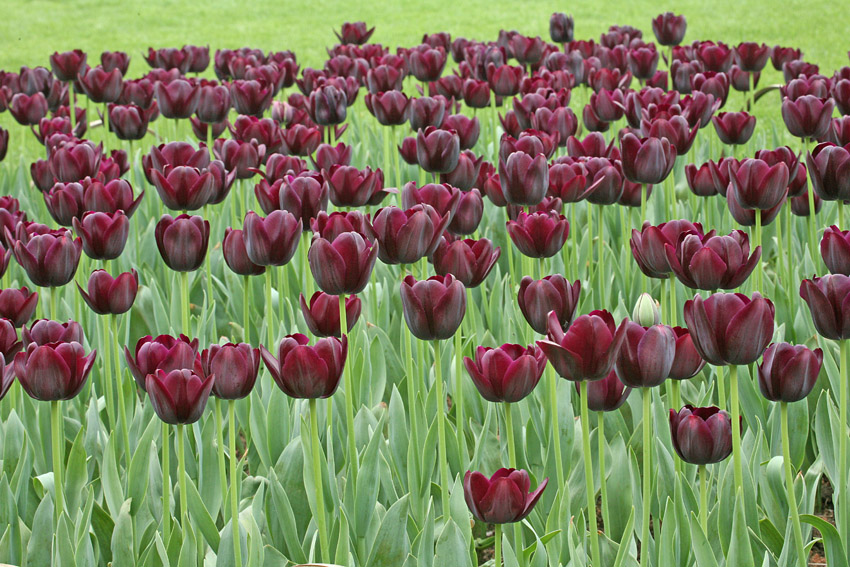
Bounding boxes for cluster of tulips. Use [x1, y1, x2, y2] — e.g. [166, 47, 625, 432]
[1, 8, 850, 567]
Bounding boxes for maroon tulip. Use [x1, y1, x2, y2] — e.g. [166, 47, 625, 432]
[14, 230, 82, 288]
[517, 275, 580, 335]
[770, 46, 802, 71]
[822, 226, 850, 275]
[652, 12, 687, 46]
[506, 211, 569, 259]
[77, 269, 138, 315]
[537, 310, 628, 382]
[416, 126, 460, 174]
[272, 175, 329, 230]
[400, 274, 466, 341]
[49, 140, 102, 183]
[0, 288, 38, 327]
[78, 66, 123, 103]
[151, 165, 214, 211]
[461, 79, 491, 109]
[124, 334, 200, 391]
[83, 178, 144, 218]
[310, 211, 375, 243]
[0, 127, 8, 162]
[201, 343, 260, 400]
[498, 151, 549, 206]
[630, 220, 704, 279]
[373, 205, 448, 265]
[642, 115, 698, 155]
[734, 42, 770, 72]
[108, 104, 150, 140]
[50, 50, 87, 82]
[300, 292, 361, 338]
[196, 84, 231, 124]
[463, 468, 547, 524]
[313, 143, 352, 172]
[408, 96, 446, 131]
[620, 133, 676, 184]
[550, 13, 575, 44]
[44, 182, 85, 226]
[309, 85, 347, 126]
[669, 327, 706, 380]
[155, 214, 209, 272]
[242, 210, 301, 267]
[576, 369, 632, 411]
[447, 189, 484, 235]
[711, 111, 756, 145]
[408, 47, 447, 82]
[782, 95, 835, 140]
[366, 65, 403, 94]
[0, 319, 22, 359]
[9, 92, 49, 125]
[614, 322, 676, 388]
[22, 320, 84, 348]
[214, 138, 263, 180]
[548, 162, 589, 202]
[441, 151, 483, 191]
[72, 211, 129, 261]
[14, 341, 96, 401]
[146, 368, 214, 425]
[669, 406, 733, 465]
[401, 182, 461, 221]
[229, 79, 274, 117]
[144, 142, 209, 180]
[325, 165, 390, 208]
[683, 292, 775, 366]
[281, 124, 321, 156]
[800, 275, 850, 340]
[309, 230, 378, 295]
[222, 228, 265, 276]
[757, 343, 822, 403]
[260, 334, 347, 399]
[335, 22, 375, 45]
[431, 235, 500, 288]
[487, 64, 524, 97]
[729, 158, 790, 210]
[365, 91, 410, 126]
[464, 343, 547, 403]
[154, 79, 199, 119]
[806, 143, 850, 201]
[665, 230, 760, 291]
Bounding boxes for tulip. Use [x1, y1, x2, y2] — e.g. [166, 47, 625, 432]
[309, 85, 347, 126]
[506, 211, 569, 259]
[49, 140, 102, 182]
[200, 343, 259, 400]
[499, 151, 549, 205]
[630, 220, 704, 279]
[517, 276, 581, 335]
[729, 158, 790, 210]
[642, 115, 698, 154]
[806, 143, 850, 202]
[441, 151, 483, 191]
[335, 22, 375, 45]
[620, 133, 677, 185]
[325, 165, 391, 208]
[372, 205, 448, 265]
[0, 319, 22, 359]
[442, 114, 480, 150]
[822, 226, 850, 275]
[77, 269, 138, 315]
[274, 175, 329, 230]
[447, 189, 484, 235]
[416, 126, 460, 174]
[0, 288, 37, 328]
[146, 368, 214, 425]
[400, 274, 466, 341]
[408, 47, 447, 82]
[214, 139, 263, 180]
[628, 47, 660, 80]
[83, 178, 144, 218]
[44, 182, 85, 226]
[464, 467, 547, 527]
[310, 211, 375, 243]
[14, 341, 96, 401]
[155, 214, 209, 272]
[229, 79, 274, 117]
[78, 66, 123, 103]
[14, 230, 82, 288]
[22, 320, 84, 348]
[0, 127, 7, 162]
[50, 50, 87, 82]
[108, 104, 150, 140]
[577, 369, 632, 411]
[280, 124, 321, 156]
[665, 230, 760, 291]
[72, 211, 129, 260]
[537, 310, 627, 382]
[365, 91, 410, 126]
[464, 343, 547, 403]
[487, 64, 524, 97]
[401, 182, 461, 221]
[800, 275, 850, 340]
[711, 111, 756, 145]
[408, 96, 446, 131]
[757, 343, 822, 403]
[549, 13, 575, 44]
[242, 210, 301, 267]
[431, 235, 500, 288]
[669, 405, 732, 465]
[260, 334, 347, 399]
[782, 95, 835, 140]
[309, 231, 378, 296]
[222, 228, 265, 276]
[124, 334, 200, 391]
[312, 143, 352, 172]
[652, 12, 687, 46]
[770, 46, 802, 71]
[155, 79, 199, 119]
[9, 92, 49, 125]
[460, 79, 490, 108]
[300, 292, 361, 338]
[196, 84, 231, 124]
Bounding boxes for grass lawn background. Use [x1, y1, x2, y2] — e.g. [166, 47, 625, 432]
[2, 0, 848, 76]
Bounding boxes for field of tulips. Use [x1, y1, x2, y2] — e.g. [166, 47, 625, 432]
[1, 7, 850, 567]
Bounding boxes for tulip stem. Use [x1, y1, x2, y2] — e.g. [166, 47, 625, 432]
[111, 314, 130, 472]
[840, 339, 849, 545]
[569, 203, 578, 278]
[68, 87, 76, 134]
[640, 387, 652, 567]
[716, 365, 726, 410]
[204, 206, 214, 306]
[383, 122, 392, 187]
[278, 266, 288, 328]
[598, 411, 609, 532]
[206, 122, 214, 161]
[494, 523, 503, 567]
[176, 424, 188, 532]
[840, 203, 846, 229]
[101, 316, 117, 441]
[215, 399, 228, 519]
[640, 184, 647, 226]
[802, 138, 817, 257]
[300, 236, 312, 299]
[785, 205, 794, 311]
[265, 270, 274, 351]
[729, 365, 744, 498]
[243, 276, 251, 343]
[103, 103, 109, 146]
[755, 210, 763, 292]
[579, 381, 601, 567]
[434, 341, 451, 516]
[671, 380, 682, 473]
[309, 398, 329, 563]
[181, 271, 190, 335]
[549, 365, 564, 495]
[51, 400, 64, 521]
[228, 400, 243, 566]
[781, 402, 808, 567]
[454, 327, 467, 470]
[339, 294, 358, 480]
[699, 465, 708, 534]
[50, 287, 60, 320]
[504, 401, 524, 567]
[162, 422, 171, 538]
[597, 205, 604, 303]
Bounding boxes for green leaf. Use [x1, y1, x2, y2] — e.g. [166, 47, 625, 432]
[24, 496, 53, 567]
[354, 413, 386, 538]
[64, 428, 87, 514]
[612, 507, 636, 567]
[689, 512, 719, 567]
[185, 470, 220, 552]
[433, 518, 472, 567]
[366, 495, 410, 567]
[102, 434, 124, 518]
[801, 514, 848, 567]
[128, 439, 152, 517]
[727, 490, 755, 567]
[111, 499, 134, 567]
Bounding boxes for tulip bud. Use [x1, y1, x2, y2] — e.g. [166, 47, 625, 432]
[146, 368, 214, 424]
[201, 343, 260, 400]
[463, 469, 547, 524]
[14, 230, 82, 288]
[14, 341, 96, 401]
[575, 369, 632, 412]
[78, 269, 138, 315]
[757, 343, 822, 403]
[300, 292, 361, 338]
[261, 334, 347, 398]
[400, 274, 466, 341]
[669, 406, 733, 465]
[243, 210, 301, 267]
[538, 310, 628, 381]
[632, 293, 661, 326]
[124, 334, 200, 391]
[73, 211, 129, 260]
[155, 214, 210, 272]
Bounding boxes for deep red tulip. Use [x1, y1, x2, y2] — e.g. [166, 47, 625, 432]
[652, 12, 686, 46]
[614, 322, 676, 388]
[498, 151, 549, 206]
[538, 310, 627, 382]
[261, 154, 308, 182]
[683, 292, 775, 366]
[155, 214, 209, 272]
[22, 319, 83, 348]
[401, 182, 461, 221]
[431, 235, 500, 288]
[325, 165, 390, 208]
[669, 327, 706, 380]
[821, 226, 850, 275]
[300, 292, 361, 338]
[144, 142, 210, 181]
[78, 66, 122, 103]
[506, 211, 568, 259]
[154, 79, 199, 119]
[517, 275, 580, 335]
[770, 46, 802, 71]
[107, 104, 150, 140]
[269, 175, 328, 230]
[407, 96, 446, 132]
[14, 341, 95, 401]
[196, 84, 231, 124]
[335, 22, 375, 45]
[44, 182, 85, 226]
[49, 139, 102, 182]
[447, 189, 484, 235]
[261, 334, 347, 398]
[548, 162, 589, 202]
[214, 138, 263, 180]
[230, 115, 283, 153]
[711, 111, 756, 145]
[463, 468, 547, 524]
[365, 91, 410, 126]
[146, 368, 214, 425]
[309, 85, 347, 126]
[806, 143, 850, 201]
[10, 92, 49, 125]
[487, 64, 524, 97]
[0, 319, 22, 359]
[222, 228, 265, 276]
[577, 369, 632, 411]
[50, 50, 87, 82]
[151, 165, 214, 211]
[124, 334, 200, 391]
[373, 205, 448, 265]
[464, 343, 547, 403]
[630, 220, 704, 279]
[550, 13, 575, 44]
[757, 343, 822, 403]
[0, 288, 38, 327]
[201, 343, 259, 400]
[669, 406, 733, 465]
[310, 211, 375, 242]
[416, 126, 460, 174]
[77, 269, 138, 315]
[734, 42, 770, 72]
[441, 150, 483, 191]
[13, 230, 82, 288]
[229, 79, 274, 117]
[366, 65, 404, 94]
[665, 230, 760, 291]
[243, 210, 301, 267]
[800, 275, 850, 340]
[726, 183, 785, 227]
[583, 157, 625, 205]
[729, 158, 790, 210]
[83, 178, 144, 218]
[312, 143, 352, 172]
[309, 230, 378, 295]
[442, 114, 480, 150]
[72, 211, 129, 260]
[400, 274, 466, 341]
[641, 115, 698, 154]
[620, 133, 676, 184]
[408, 46, 447, 82]
[782, 95, 835, 140]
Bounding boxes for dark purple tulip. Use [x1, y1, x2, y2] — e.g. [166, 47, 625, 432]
[312, 143, 352, 172]
[620, 133, 676, 184]
[734, 42, 770, 72]
[669, 406, 733, 465]
[630, 220, 704, 279]
[441, 150, 483, 191]
[431, 235, 500, 288]
[242, 210, 301, 267]
[22, 320, 83, 348]
[144, 141, 210, 180]
[782, 95, 835, 140]
[309, 85, 347, 126]
[108, 104, 149, 140]
[442, 114, 480, 150]
[400, 274, 466, 341]
[401, 182, 461, 221]
[726, 183, 785, 227]
[0, 127, 8, 162]
[214, 138, 263, 180]
[757, 343, 822, 403]
[281, 124, 322, 157]
[665, 230, 761, 291]
[833, 80, 850, 117]
[589, 89, 625, 123]
[498, 151, 549, 206]
[697, 42, 734, 73]
[155, 214, 209, 272]
[230, 79, 274, 117]
[44, 182, 85, 226]
[373, 205, 448, 265]
[335, 22, 375, 45]
[146, 368, 214, 425]
[800, 275, 850, 340]
[628, 46, 660, 80]
[771, 46, 802, 71]
[222, 228, 265, 276]
[78, 66, 122, 103]
[0, 319, 22, 359]
[506, 211, 568, 259]
[567, 133, 617, 159]
[407, 96, 446, 132]
[487, 64, 524, 97]
[461, 79, 490, 109]
[366, 65, 403, 94]
[550, 13, 575, 44]
[464, 343, 547, 403]
[230, 115, 282, 152]
[729, 158, 790, 210]
[310, 211, 375, 243]
[652, 12, 686, 46]
[548, 162, 589, 202]
[822, 226, 850, 275]
[669, 327, 706, 380]
[14, 341, 96, 401]
[9, 92, 49, 125]
[196, 84, 231, 124]
[49, 140, 102, 183]
[806, 143, 850, 201]
[325, 165, 390, 208]
[615, 322, 675, 388]
[124, 334, 200, 392]
[154, 79, 199, 120]
[50, 50, 87, 82]
[83, 178, 144, 218]
[151, 165, 214, 211]
[416, 126, 460, 174]
[300, 292, 361, 338]
[119, 78, 154, 108]
[538, 310, 628, 382]
[583, 157, 625, 205]
[261, 334, 347, 399]
[201, 343, 259, 400]
[755, 146, 806, 197]
[72, 211, 129, 260]
[14, 230, 82, 288]
[77, 269, 138, 315]
[463, 468, 547, 525]
[683, 292, 775, 366]
[711, 111, 756, 145]
[577, 369, 632, 411]
[365, 91, 410, 126]
[273, 175, 328, 230]
[517, 275, 580, 335]
[309, 231, 378, 295]
[642, 115, 698, 155]
[408, 47, 447, 82]
[0, 288, 38, 327]
[448, 189, 484, 235]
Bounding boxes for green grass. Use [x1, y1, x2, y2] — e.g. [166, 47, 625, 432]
[1, 0, 847, 75]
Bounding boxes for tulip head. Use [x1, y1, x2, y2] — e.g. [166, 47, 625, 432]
[201, 343, 260, 400]
[537, 310, 627, 382]
[155, 214, 210, 272]
[260, 334, 347, 399]
[669, 405, 733, 465]
[146, 368, 214, 424]
[463, 468, 547, 524]
[77, 269, 138, 315]
[400, 274, 466, 341]
[14, 341, 96, 401]
[299, 291, 361, 338]
[757, 342, 822, 403]
[799, 275, 850, 340]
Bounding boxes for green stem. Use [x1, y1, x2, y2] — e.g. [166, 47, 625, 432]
[717, 365, 726, 410]
[549, 365, 564, 493]
[162, 422, 171, 538]
[729, 365, 743, 497]
[640, 388, 652, 567]
[699, 465, 708, 535]
[278, 266, 288, 328]
[228, 400, 243, 567]
[206, 120, 215, 161]
[598, 411, 609, 532]
[785, 204, 794, 312]
[243, 276, 251, 343]
[434, 341, 451, 516]
[494, 523, 503, 567]
[51, 400, 64, 521]
[640, 183, 647, 226]
[181, 271, 190, 335]
[111, 315, 130, 472]
[504, 401, 524, 567]
[215, 399, 228, 517]
[454, 328, 466, 470]
[840, 203, 846, 229]
[755, 210, 762, 292]
[840, 340, 849, 545]
[101, 316, 117, 438]
[781, 402, 808, 567]
[671, 380, 682, 473]
[265, 270, 274, 351]
[580, 381, 601, 567]
[802, 138, 817, 257]
[204, 206, 214, 306]
[50, 287, 60, 320]
[310, 398, 330, 562]
[570, 203, 578, 278]
[103, 104, 109, 147]
[597, 205, 604, 303]
[177, 424, 188, 530]
[340, 294, 358, 481]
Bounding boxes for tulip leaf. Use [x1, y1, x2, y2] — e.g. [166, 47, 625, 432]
[354, 412, 387, 539]
[612, 507, 636, 567]
[177, 522, 197, 567]
[267, 468, 307, 565]
[801, 514, 848, 567]
[64, 427, 87, 514]
[688, 512, 719, 567]
[25, 496, 53, 567]
[102, 434, 124, 518]
[727, 490, 755, 567]
[366, 494, 409, 567]
[127, 438, 152, 517]
[185, 469, 220, 552]
[434, 518, 472, 567]
[56, 514, 76, 567]
[110, 499, 134, 567]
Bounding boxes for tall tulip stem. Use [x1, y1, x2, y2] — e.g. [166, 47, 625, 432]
[640, 387, 652, 567]
[671, 380, 682, 473]
[51, 400, 64, 521]
[549, 365, 564, 493]
[180, 271, 190, 335]
[162, 422, 171, 538]
[176, 424, 188, 530]
[716, 365, 726, 410]
[597, 205, 604, 302]
[215, 399, 228, 516]
[699, 465, 708, 534]
[598, 411, 609, 531]
[840, 203, 845, 229]
[781, 402, 808, 567]
[454, 328, 467, 470]
[309, 398, 330, 562]
[802, 138, 817, 256]
[494, 523, 503, 567]
[100, 316, 117, 438]
[640, 184, 647, 225]
[243, 275, 251, 343]
[265, 270, 274, 351]
[434, 341, 451, 516]
[729, 365, 743, 496]
[840, 339, 849, 544]
[579, 381, 601, 567]
[111, 315, 130, 472]
[50, 287, 60, 321]
[204, 206, 214, 305]
[206, 122, 214, 161]
[339, 294, 358, 479]
[754, 210, 763, 292]
[228, 400, 243, 566]
[102, 104, 109, 146]
[504, 401, 524, 567]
